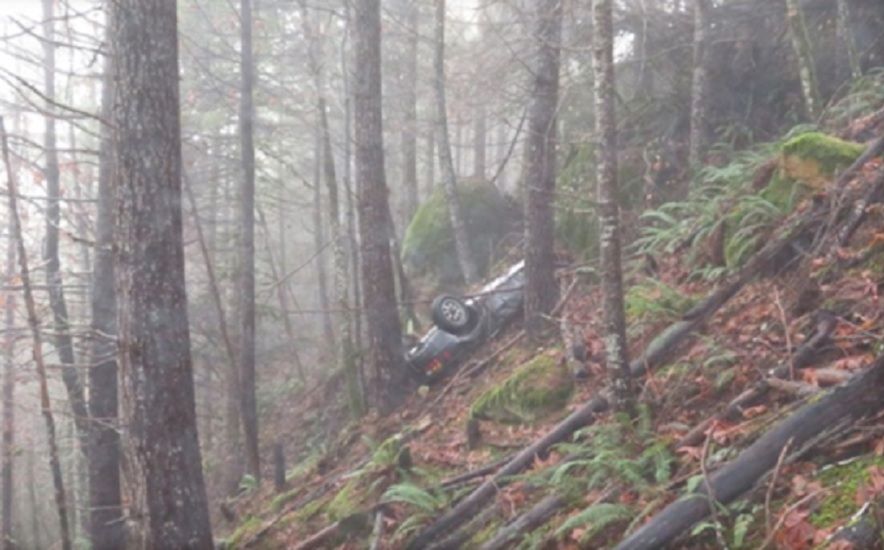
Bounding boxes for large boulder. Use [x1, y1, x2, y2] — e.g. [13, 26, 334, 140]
[401, 182, 516, 285]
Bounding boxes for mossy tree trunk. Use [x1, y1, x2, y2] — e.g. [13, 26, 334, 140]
[688, 0, 710, 170]
[592, 0, 635, 415]
[785, 0, 821, 119]
[523, 0, 563, 337]
[433, 0, 479, 285]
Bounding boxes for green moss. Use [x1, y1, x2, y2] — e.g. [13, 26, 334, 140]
[626, 280, 698, 329]
[470, 353, 573, 424]
[780, 133, 864, 188]
[269, 488, 300, 513]
[401, 182, 515, 284]
[226, 515, 262, 548]
[811, 456, 884, 529]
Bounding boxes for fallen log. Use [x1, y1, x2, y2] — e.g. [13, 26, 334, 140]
[438, 453, 515, 489]
[614, 353, 884, 550]
[479, 494, 566, 550]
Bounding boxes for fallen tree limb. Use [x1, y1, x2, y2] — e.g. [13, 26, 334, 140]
[614, 353, 884, 550]
[439, 453, 515, 489]
[479, 494, 566, 550]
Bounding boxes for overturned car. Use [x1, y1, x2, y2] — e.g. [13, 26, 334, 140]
[405, 260, 525, 382]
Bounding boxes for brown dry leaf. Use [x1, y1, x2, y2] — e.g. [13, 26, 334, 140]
[742, 404, 768, 419]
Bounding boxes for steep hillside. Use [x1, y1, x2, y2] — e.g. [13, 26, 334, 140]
[218, 118, 884, 549]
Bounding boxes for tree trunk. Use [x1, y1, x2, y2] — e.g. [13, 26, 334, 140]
[523, 0, 563, 337]
[354, 0, 408, 409]
[87, 16, 125, 547]
[432, 0, 479, 285]
[593, 0, 635, 414]
[473, 103, 486, 179]
[1, 193, 15, 550]
[238, 0, 261, 483]
[41, 0, 91, 471]
[402, 0, 420, 222]
[836, 0, 862, 80]
[688, 0, 710, 170]
[1, 118, 72, 550]
[425, 129, 435, 193]
[785, 0, 821, 119]
[110, 0, 213, 544]
[313, 130, 336, 353]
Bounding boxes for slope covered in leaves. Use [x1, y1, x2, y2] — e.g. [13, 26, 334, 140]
[217, 111, 884, 550]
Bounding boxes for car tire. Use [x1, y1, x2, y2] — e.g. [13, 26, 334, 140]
[431, 294, 476, 335]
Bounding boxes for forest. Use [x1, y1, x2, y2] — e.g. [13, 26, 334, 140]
[0, 0, 883, 548]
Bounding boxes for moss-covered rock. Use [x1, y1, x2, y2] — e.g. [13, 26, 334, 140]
[402, 182, 516, 285]
[780, 132, 865, 189]
[470, 352, 573, 424]
[723, 132, 864, 267]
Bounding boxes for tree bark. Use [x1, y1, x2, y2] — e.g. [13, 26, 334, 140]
[354, 0, 408, 408]
[432, 0, 479, 285]
[110, 0, 213, 544]
[593, 0, 635, 414]
[688, 0, 710, 170]
[238, 0, 260, 483]
[785, 0, 821, 119]
[523, 0, 563, 337]
[313, 130, 336, 352]
[1, 117, 72, 550]
[88, 11, 125, 546]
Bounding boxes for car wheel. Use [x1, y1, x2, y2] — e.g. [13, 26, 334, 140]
[431, 294, 475, 334]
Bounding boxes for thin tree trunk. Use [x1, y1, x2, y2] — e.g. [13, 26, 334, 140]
[425, 129, 435, 193]
[785, 0, 821, 119]
[1, 197, 15, 550]
[688, 0, 710, 170]
[433, 0, 479, 285]
[1, 117, 72, 550]
[353, 0, 408, 408]
[592, 0, 635, 414]
[41, 0, 91, 469]
[26, 447, 40, 550]
[836, 0, 862, 80]
[473, 103, 486, 179]
[300, 0, 363, 415]
[523, 0, 563, 337]
[402, 0, 420, 222]
[88, 19, 125, 547]
[313, 131, 336, 352]
[238, 0, 260, 483]
[110, 0, 213, 544]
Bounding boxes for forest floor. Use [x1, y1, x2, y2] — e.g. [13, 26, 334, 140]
[217, 123, 884, 549]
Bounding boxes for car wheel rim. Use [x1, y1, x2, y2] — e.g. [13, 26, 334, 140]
[441, 299, 466, 326]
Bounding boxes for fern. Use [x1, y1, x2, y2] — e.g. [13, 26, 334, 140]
[381, 483, 446, 513]
[554, 503, 632, 542]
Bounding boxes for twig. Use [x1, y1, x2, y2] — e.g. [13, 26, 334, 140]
[765, 438, 793, 536]
[773, 289, 794, 380]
